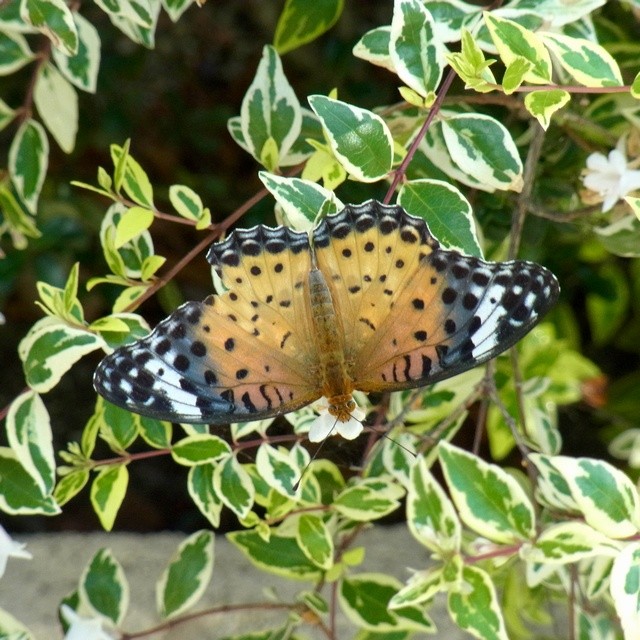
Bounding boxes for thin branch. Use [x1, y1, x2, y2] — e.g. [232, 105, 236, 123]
[123, 186, 269, 312]
[120, 601, 307, 640]
[384, 67, 458, 201]
[509, 121, 546, 259]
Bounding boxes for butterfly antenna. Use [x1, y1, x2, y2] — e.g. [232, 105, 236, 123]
[369, 424, 417, 458]
[293, 415, 342, 492]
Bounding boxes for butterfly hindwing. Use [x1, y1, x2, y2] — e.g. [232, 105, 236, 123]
[353, 248, 559, 392]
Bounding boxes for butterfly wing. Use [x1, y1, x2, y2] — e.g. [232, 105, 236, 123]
[313, 201, 439, 364]
[94, 225, 322, 423]
[313, 201, 559, 393]
[353, 250, 559, 391]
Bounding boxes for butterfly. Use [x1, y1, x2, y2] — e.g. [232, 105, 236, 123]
[94, 200, 559, 441]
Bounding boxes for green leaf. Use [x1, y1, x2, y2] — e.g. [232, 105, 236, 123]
[140, 254, 166, 280]
[308, 95, 393, 182]
[36, 264, 84, 323]
[161, 0, 194, 22]
[255, 443, 299, 499]
[0, 31, 34, 74]
[274, 0, 343, 55]
[0, 184, 41, 249]
[156, 530, 215, 619]
[390, 0, 445, 98]
[523, 89, 570, 130]
[80, 548, 129, 625]
[171, 434, 231, 466]
[407, 455, 460, 554]
[101, 401, 139, 451]
[528, 453, 579, 512]
[425, 0, 479, 41]
[20, 0, 78, 55]
[258, 172, 343, 229]
[389, 566, 443, 610]
[502, 56, 532, 94]
[484, 12, 551, 84]
[353, 26, 394, 72]
[340, 574, 403, 631]
[228, 529, 322, 580]
[8, 119, 48, 214]
[610, 542, 640, 640]
[398, 179, 482, 257]
[541, 32, 623, 88]
[100, 202, 156, 280]
[594, 213, 640, 258]
[112, 139, 130, 194]
[380, 431, 416, 488]
[631, 72, 640, 99]
[109, 2, 160, 49]
[90, 464, 129, 531]
[91, 312, 150, 350]
[6, 390, 55, 496]
[113, 285, 148, 313]
[441, 112, 523, 192]
[526, 522, 620, 564]
[557, 455, 640, 538]
[188, 464, 222, 528]
[334, 477, 404, 522]
[446, 28, 496, 93]
[51, 12, 101, 93]
[82, 406, 102, 459]
[0, 98, 15, 133]
[296, 514, 334, 570]
[448, 565, 508, 640]
[18, 317, 105, 392]
[239, 45, 302, 169]
[421, 121, 485, 191]
[438, 442, 536, 543]
[110, 144, 154, 207]
[212, 454, 254, 518]
[138, 415, 172, 449]
[54, 469, 89, 506]
[169, 184, 203, 221]
[34, 62, 78, 153]
[0, 447, 60, 515]
[114, 206, 154, 249]
[301, 139, 347, 190]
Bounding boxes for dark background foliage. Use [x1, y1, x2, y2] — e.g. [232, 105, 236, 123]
[1, 0, 638, 532]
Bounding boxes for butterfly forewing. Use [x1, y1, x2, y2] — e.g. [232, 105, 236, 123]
[94, 225, 323, 423]
[313, 202, 440, 365]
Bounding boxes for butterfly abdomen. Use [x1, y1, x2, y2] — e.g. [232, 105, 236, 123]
[307, 266, 355, 420]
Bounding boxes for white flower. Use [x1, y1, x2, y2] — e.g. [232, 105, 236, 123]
[61, 605, 114, 640]
[0, 525, 32, 579]
[582, 139, 640, 212]
[308, 400, 366, 443]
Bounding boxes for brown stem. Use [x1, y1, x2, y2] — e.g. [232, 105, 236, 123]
[120, 601, 305, 639]
[122, 186, 269, 313]
[384, 67, 458, 202]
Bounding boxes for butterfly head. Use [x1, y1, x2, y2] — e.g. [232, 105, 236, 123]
[308, 395, 365, 443]
[327, 394, 357, 422]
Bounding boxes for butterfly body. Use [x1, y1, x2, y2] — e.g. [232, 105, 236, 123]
[307, 266, 356, 421]
[94, 201, 559, 428]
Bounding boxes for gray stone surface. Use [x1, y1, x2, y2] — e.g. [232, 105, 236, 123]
[0, 526, 467, 639]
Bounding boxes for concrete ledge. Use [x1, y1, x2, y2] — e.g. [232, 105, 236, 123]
[0, 526, 465, 639]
